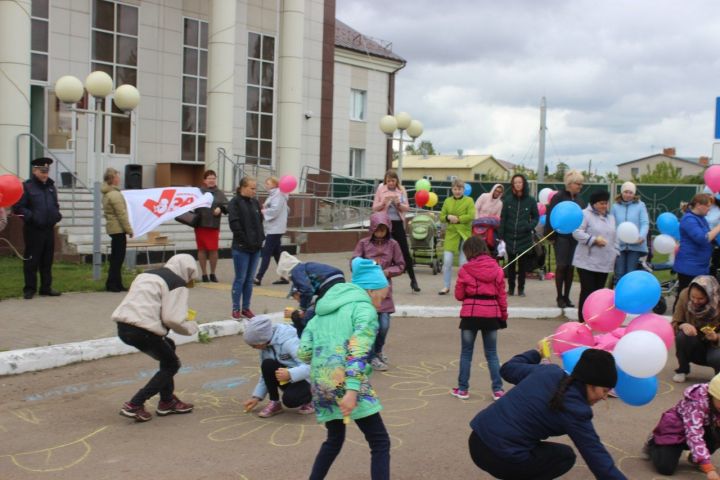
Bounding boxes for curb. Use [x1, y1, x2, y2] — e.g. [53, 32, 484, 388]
[0, 306, 668, 376]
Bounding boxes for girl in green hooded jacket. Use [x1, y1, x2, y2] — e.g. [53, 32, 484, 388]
[438, 179, 475, 295]
[299, 257, 391, 479]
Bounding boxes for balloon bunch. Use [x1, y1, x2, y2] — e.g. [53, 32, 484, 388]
[548, 270, 668, 407]
[414, 179, 438, 208]
[537, 187, 558, 230]
[0, 175, 24, 208]
[653, 212, 680, 257]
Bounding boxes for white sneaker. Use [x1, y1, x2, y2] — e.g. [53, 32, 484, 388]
[378, 352, 389, 363]
[371, 357, 388, 371]
[672, 373, 686, 383]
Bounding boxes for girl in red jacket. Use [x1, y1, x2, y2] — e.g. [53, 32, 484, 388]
[451, 236, 508, 401]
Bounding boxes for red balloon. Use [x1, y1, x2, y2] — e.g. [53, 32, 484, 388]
[415, 190, 429, 208]
[0, 175, 23, 208]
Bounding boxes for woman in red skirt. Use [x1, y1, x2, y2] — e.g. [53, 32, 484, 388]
[195, 170, 228, 282]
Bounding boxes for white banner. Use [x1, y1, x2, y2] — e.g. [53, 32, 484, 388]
[122, 187, 213, 238]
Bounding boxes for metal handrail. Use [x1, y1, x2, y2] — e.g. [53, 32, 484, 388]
[16, 132, 90, 225]
[216, 148, 276, 192]
[299, 165, 378, 197]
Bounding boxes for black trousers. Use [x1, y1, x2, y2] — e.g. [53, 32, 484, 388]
[391, 220, 416, 283]
[260, 358, 311, 407]
[673, 273, 696, 313]
[675, 331, 720, 374]
[23, 225, 55, 295]
[117, 323, 180, 405]
[506, 251, 531, 292]
[309, 413, 390, 480]
[256, 233, 283, 281]
[576, 268, 609, 322]
[468, 431, 576, 480]
[648, 430, 719, 475]
[106, 233, 127, 290]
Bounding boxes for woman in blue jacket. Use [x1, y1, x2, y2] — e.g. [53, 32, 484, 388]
[468, 348, 626, 480]
[611, 182, 649, 284]
[674, 194, 720, 311]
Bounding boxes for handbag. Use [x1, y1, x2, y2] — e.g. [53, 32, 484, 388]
[175, 211, 200, 228]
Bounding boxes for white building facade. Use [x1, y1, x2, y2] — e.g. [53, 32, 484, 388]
[0, 0, 404, 188]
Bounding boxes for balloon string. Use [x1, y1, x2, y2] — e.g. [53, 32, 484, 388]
[0, 238, 29, 260]
[585, 304, 620, 324]
[502, 230, 556, 270]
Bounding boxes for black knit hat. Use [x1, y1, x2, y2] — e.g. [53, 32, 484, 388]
[589, 190, 610, 206]
[571, 349, 617, 388]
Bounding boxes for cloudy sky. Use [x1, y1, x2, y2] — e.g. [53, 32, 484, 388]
[336, 0, 720, 175]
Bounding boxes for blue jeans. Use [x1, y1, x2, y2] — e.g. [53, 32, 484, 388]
[458, 329, 502, 392]
[614, 250, 643, 284]
[371, 312, 391, 359]
[231, 248, 260, 310]
[443, 245, 467, 289]
[309, 413, 390, 480]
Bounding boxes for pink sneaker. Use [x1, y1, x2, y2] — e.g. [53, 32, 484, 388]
[120, 402, 152, 422]
[232, 309, 241, 319]
[492, 390, 505, 401]
[156, 395, 194, 416]
[258, 400, 283, 418]
[450, 388, 470, 400]
[297, 402, 315, 415]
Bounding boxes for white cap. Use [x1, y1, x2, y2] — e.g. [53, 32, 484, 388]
[621, 181, 636, 195]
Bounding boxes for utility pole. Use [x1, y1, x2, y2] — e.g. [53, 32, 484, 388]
[537, 97, 547, 182]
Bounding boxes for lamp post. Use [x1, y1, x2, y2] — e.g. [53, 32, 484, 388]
[55, 72, 140, 281]
[379, 111, 424, 181]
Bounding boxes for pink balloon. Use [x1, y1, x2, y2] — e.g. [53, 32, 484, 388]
[547, 190, 558, 203]
[582, 288, 626, 333]
[552, 322, 595, 355]
[537, 202, 546, 216]
[626, 313, 674, 350]
[705, 165, 720, 193]
[278, 175, 297, 194]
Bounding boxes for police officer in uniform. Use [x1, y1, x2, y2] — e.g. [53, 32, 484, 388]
[14, 157, 62, 299]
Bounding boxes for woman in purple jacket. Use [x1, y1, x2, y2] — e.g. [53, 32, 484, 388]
[352, 212, 405, 371]
[645, 373, 720, 478]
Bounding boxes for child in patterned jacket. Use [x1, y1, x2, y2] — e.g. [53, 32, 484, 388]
[299, 257, 391, 480]
[645, 373, 720, 478]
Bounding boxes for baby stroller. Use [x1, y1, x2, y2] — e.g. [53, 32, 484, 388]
[638, 258, 678, 315]
[472, 216, 500, 255]
[408, 213, 444, 274]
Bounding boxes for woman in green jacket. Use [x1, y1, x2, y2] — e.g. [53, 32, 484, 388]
[499, 174, 539, 297]
[101, 168, 133, 292]
[299, 257, 391, 479]
[439, 179, 475, 295]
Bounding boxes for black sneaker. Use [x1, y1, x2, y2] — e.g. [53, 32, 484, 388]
[271, 279, 290, 285]
[518, 289, 526, 297]
[253, 278, 261, 286]
[39, 290, 61, 297]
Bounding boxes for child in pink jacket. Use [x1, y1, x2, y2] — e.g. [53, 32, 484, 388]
[352, 212, 405, 371]
[645, 374, 720, 478]
[451, 236, 508, 401]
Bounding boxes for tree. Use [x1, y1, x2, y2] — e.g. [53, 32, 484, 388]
[606, 172, 619, 183]
[404, 140, 437, 156]
[513, 164, 537, 180]
[553, 162, 569, 181]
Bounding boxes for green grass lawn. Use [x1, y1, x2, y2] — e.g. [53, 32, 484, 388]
[0, 257, 138, 300]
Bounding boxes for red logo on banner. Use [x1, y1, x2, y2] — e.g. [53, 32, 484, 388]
[143, 189, 196, 217]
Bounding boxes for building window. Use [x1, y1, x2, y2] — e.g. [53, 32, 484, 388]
[677, 168, 682, 176]
[245, 32, 275, 166]
[446, 175, 457, 181]
[473, 173, 481, 181]
[631, 167, 639, 177]
[349, 148, 365, 177]
[181, 18, 208, 163]
[350, 89, 366, 121]
[31, 0, 49, 82]
[91, 0, 138, 155]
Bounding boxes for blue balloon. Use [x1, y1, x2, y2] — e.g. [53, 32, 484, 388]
[615, 367, 658, 406]
[539, 214, 546, 226]
[464, 183, 472, 197]
[561, 346, 590, 374]
[615, 270, 661, 314]
[550, 201, 584, 234]
[656, 212, 680, 240]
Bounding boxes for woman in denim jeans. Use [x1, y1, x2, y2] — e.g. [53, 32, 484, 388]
[451, 236, 508, 401]
[227, 177, 265, 319]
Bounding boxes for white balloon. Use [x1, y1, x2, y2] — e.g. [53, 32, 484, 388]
[539, 188, 553, 204]
[617, 222, 640, 244]
[613, 331, 667, 378]
[653, 234, 677, 255]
